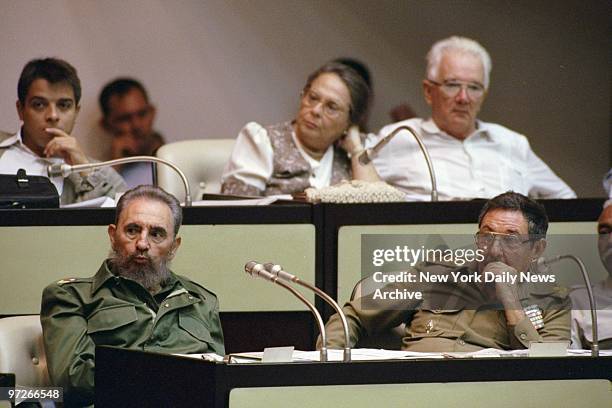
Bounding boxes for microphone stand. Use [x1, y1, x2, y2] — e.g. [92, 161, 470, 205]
[264, 263, 351, 362]
[245, 262, 328, 362]
[358, 125, 438, 201]
[539, 255, 599, 357]
[48, 156, 192, 206]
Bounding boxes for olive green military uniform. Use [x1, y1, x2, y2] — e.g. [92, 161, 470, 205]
[40, 260, 225, 407]
[323, 261, 570, 351]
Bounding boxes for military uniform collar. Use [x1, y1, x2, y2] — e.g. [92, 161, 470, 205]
[91, 260, 118, 294]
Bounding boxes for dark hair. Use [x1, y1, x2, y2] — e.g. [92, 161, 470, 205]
[18, 58, 81, 105]
[333, 57, 372, 89]
[478, 191, 548, 237]
[99, 78, 149, 116]
[303, 62, 371, 125]
[115, 185, 182, 237]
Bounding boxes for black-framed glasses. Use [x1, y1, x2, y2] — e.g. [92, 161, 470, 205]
[428, 79, 485, 100]
[474, 231, 533, 251]
[301, 90, 349, 118]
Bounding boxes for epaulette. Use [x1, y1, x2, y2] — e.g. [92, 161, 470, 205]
[56, 277, 89, 285]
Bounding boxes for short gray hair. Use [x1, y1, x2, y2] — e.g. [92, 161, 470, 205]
[115, 185, 182, 237]
[426, 36, 492, 89]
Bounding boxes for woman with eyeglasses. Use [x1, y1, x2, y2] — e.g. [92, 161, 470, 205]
[221, 62, 380, 197]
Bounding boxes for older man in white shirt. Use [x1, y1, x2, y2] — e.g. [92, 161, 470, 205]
[370, 36, 575, 201]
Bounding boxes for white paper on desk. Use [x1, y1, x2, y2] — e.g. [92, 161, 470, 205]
[567, 349, 612, 356]
[227, 352, 264, 364]
[263, 346, 294, 362]
[61, 196, 116, 208]
[440, 348, 529, 359]
[292, 349, 444, 362]
[191, 195, 291, 206]
[225, 349, 416, 363]
[172, 352, 224, 362]
[529, 341, 569, 357]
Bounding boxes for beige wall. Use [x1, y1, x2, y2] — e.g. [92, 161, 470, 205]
[0, 0, 608, 196]
[0, 224, 316, 314]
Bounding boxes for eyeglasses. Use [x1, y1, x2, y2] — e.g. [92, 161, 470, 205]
[301, 90, 349, 118]
[474, 231, 533, 251]
[428, 79, 485, 100]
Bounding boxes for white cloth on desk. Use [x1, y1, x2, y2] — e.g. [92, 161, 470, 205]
[0, 129, 65, 194]
[222, 121, 334, 191]
[368, 118, 576, 201]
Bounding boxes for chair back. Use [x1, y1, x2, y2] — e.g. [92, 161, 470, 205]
[0, 315, 50, 387]
[156, 139, 235, 200]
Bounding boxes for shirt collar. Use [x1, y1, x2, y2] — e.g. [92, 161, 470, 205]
[423, 118, 493, 141]
[0, 129, 22, 148]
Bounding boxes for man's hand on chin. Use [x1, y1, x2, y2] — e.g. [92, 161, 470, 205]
[484, 261, 525, 325]
[43, 127, 89, 166]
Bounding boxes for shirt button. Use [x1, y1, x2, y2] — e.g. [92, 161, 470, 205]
[458, 339, 465, 345]
[188, 296, 194, 300]
[520, 333, 527, 340]
[164, 303, 170, 308]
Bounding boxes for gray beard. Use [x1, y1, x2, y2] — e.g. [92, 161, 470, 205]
[108, 249, 172, 293]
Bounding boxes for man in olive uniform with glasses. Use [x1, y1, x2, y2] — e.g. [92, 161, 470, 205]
[321, 191, 570, 352]
[40, 185, 225, 406]
[368, 36, 575, 201]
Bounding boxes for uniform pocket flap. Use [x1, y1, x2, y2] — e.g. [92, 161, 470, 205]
[87, 304, 138, 334]
[179, 313, 213, 343]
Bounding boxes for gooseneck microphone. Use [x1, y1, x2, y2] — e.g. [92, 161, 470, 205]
[245, 261, 328, 362]
[47, 156, 193, 206]
[357, 125, 438, 201]
[537, 255, 598, 357]
[263, 263, 352, 362]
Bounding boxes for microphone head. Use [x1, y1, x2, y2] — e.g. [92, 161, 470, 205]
[263, 263, 282, 275]
[245, 261, 277, 282]
[47, 163, 65, 177]
[263, 262, 297, 281]
[245, 261, 263, 276]
[358, 150, 372, 165]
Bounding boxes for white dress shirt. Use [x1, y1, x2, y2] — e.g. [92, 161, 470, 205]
[368, 118, 576, 201]
[570, 279, 612, 349]
[222, 121, 334, 191]
[0, 128, 65, 194]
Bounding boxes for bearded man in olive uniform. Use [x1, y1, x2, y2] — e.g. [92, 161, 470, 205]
[322, 192, 570, 351]
[41, 185, 224, 406]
